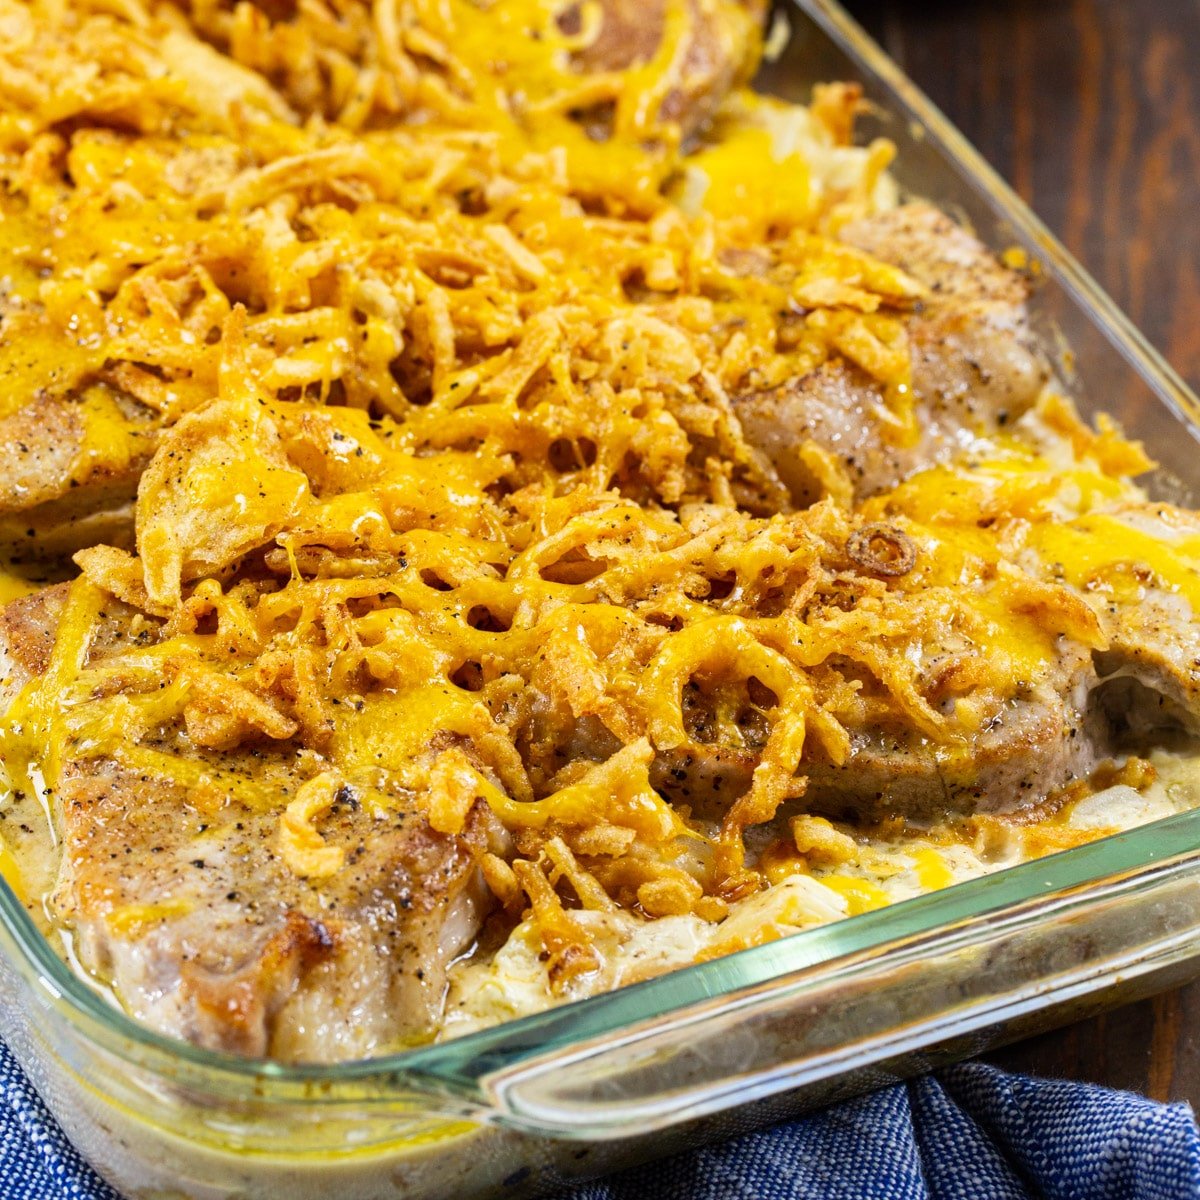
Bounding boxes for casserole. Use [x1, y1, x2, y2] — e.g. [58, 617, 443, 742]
[2, 1, 1200, 1196]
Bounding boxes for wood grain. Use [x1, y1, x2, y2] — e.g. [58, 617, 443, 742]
[843, 0, 1200, 1102]
[847, 0, 1200, 393]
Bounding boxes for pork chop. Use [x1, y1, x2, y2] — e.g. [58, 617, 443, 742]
[0, 585, 493, 1061]
[801, 669, 1099, 822]
[648, 624, 1102, 825]
[565, 0, 766, 137]
[0, 390, 158, 559]
[1029, 500, 1200, 745]
[60, 756, 491, 1061]
[734, 204, 1049, 505]
[172, 0, 764, 138]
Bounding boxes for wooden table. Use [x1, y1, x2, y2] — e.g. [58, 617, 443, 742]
[843, 0, 1200, 1101]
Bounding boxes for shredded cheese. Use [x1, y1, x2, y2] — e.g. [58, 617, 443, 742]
[1, 0, 1194, 1028]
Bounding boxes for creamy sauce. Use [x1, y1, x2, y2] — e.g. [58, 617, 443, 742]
[443, 747, 1200, 1037]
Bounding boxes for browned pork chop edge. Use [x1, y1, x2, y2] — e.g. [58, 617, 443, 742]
[0, 588, 493, 1062]
[0, 583, 67, 711]
[0, 393, 159, 558]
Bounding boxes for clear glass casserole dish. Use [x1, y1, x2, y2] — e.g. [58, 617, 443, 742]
[3, 1, 1200, 1195]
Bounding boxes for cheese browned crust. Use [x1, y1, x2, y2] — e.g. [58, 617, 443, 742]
[1, 0, 1198, 1060]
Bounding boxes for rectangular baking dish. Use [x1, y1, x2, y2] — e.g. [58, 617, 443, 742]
[3, 1, 1200, 1197]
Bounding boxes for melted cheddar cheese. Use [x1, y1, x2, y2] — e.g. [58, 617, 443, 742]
[2, 0, 1199, 1042]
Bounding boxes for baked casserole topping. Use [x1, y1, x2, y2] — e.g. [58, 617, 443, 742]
[1, 0, 1199, 1058]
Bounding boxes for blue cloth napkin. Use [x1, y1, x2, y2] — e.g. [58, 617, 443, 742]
[4, 1037, 1199, 1200]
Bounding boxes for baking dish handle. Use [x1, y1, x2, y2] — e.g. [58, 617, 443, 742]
[401, 813, 1200, 1139]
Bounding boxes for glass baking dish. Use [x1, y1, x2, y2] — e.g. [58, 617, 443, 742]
[3, 1, 1200, 1196]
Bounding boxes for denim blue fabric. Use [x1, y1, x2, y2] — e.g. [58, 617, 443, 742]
[4, 1036, 1199, 1199]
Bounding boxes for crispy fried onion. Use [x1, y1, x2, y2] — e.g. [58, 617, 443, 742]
[49, 391, 1134, 961]
[279, 773, 346, 879]
[5, 0, 1159, 973]
[845, 523, 917, 577]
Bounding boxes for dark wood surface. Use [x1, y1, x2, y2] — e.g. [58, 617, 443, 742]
[843, 0, 1200, 1102]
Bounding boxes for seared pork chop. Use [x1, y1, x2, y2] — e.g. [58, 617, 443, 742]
[641, 484, 1200, 825]
[1028, 501, 1200, 744]
[0, 390, 158, 559]
[566, 0, 766, 136]
[734, 204, 1049, 505]
[0, 585, 493, 1061]
[171, 0, 764, 138]
[800, 668, 1098, 822]
[60, 756, 490, 1060]
[649, 619, 1103, 825]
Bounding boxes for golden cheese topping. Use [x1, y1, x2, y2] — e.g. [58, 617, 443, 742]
[2, 0, 1198, 1025]
[0, 387, 1174, 971]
